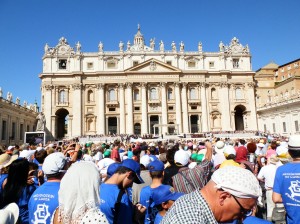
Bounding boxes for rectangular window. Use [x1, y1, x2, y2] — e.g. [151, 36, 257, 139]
[133, 61, 139, 66]
[273, 123, 276, 133]
[233, 59, 239, 68]
[295, 120, 299, 132]
[209, 61, 214, 68]
[107, 61, 116, 68]
[12, 122, 16, 140]
[191, 106, 197, 110]
[188, 61, 196, 68]
[20, 124, 24, 140]
[166, 61, 172, 65]
[87, 62, 94, 70]
[134, 107, 140, 111]
[264, 124, 267, 132]
[2, 120, 7, 140]
[109, 108, 115, 112]
[283, 122, 286, 132]
[59, 59, 67, 69]
[168, 106, 174, 111]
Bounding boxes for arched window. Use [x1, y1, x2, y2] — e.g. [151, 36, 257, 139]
[190, 88, 197, 99]
[59, 90, 66, 103]
[150, 88, 157, 100]
[133, 89, 139, 101]
[211, 88, 217, 99]
[235, 88, 243, 99]
[87, 90, 94, 102]
[167, 88, 173, 100]
[108, 89, 116, 101]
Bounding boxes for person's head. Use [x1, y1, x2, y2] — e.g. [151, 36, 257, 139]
[223, 145, 236, 160]
[201, 166, 261, 222]
[140, 155, 151, 170]
[152, 185, 183, 213]
[58, 162, 101, 223]
[174, 149, 190, 167]
[149, 160, 164, 179]
[42, 152, 68, 180]
[0, 158, 30, 207]
[288, 135, 300, 159]
[114, 159, 144, 188]
[34, 149, 48, 164]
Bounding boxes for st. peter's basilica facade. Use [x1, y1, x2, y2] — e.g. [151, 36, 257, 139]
[40, 26, 257, 139]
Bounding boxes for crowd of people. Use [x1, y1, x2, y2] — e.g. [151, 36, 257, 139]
[0, 134, 299, 224]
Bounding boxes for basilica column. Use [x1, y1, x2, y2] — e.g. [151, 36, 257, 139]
[44, 85, 53, 136]
[160, 82, 168, 135]
[97, 84, 105, 135]
[247, 82, 258, 130]
[119, 84, 125, 134]
[175, 82, 182, 134]
[141, 83, 148, 135]
[200, 82, 209, 132]
[126, 83, 133, 134]
[181, 82, 189, 134]
[72, 83, 82, 136]
[220, 82, 231, 130]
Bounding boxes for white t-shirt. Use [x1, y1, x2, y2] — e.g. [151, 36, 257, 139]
[97, 158, 115, 174]
[257, 163, 280, 188]
[93, 151, 103, 162]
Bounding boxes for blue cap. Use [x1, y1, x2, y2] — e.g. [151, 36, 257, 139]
[121, 159, 144, 184]
[107, 162, 120, 177]
[148, 160, 164, 172]
[152, 185, 184, 205]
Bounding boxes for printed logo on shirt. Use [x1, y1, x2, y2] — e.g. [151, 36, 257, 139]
[32, 203, 51, 224]
[288, 180, 300, 199]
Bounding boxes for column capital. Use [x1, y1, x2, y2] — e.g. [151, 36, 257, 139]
[44, 85, 53, 91]
[72, 83, 82, 90]
[126, 82, 133, 88]
[96, 83, 105, 89]
[181, 82, 188, 88]
[199, 82, 208, 88]
[160, 82, 167, 88]
[141, 82, 148, 88]
[220, 82, 229, 88]
[174, 82, 181, 88]
[247, 82, 255, 88]
[118, 83, 125, 89]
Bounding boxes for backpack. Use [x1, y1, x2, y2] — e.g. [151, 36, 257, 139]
[172, 160, 211, 194]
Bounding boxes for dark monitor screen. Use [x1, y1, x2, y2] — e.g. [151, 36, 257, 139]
[25, 132, 45, 145]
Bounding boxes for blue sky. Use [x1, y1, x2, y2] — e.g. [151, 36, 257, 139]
[0, 0, 299, 107]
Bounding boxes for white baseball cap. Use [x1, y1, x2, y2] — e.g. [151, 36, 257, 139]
[42, 152, 67, 175]
[140, 155, 151, 168]
[288, 135, 300, 150]
[0, 203, 19, 224]
[174, 149, 190, 166]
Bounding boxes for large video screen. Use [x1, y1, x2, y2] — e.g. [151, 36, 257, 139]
[24, 132, 45, 145]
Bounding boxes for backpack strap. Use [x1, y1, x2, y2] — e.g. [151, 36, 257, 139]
[113, 189, 125, 224]
[178, 171, 196, 190]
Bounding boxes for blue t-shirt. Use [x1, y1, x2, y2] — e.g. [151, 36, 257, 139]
[243, 216, 272, 224]
[28, 182, 60, 224]
[19, 185, 38, 224]
[273, 163, 300, 224]
[140, 185, 160, 224]
[100, 183, 133, 224]
[0, 173, 8, 195]
[154, 212, 163, 224]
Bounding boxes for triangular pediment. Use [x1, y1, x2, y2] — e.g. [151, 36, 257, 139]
[125, 58, 182, 73]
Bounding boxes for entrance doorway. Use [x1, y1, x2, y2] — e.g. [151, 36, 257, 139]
[190, 115, 199, 133]
[234, 105, 246, 130]
[150, 115, 159, 135]
[55, 108, 69, 139]
[168, 122, 175, 134]
[108, 117, 118, 134]
[134, 123, 141, 135]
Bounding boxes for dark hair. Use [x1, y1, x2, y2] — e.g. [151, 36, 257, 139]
[115, 166, 132, 174]
[0, 159, 29, 208]
[150, 171, 164, 179]
[288, 149, 300, 159]
[35, 150, 48, 164]
[155, 204, 164, 211]
[227, 154, 236, 160]
[239, 139, 246, 145]
[166, 145, 178, 164]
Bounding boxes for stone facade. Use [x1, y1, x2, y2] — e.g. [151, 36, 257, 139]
[40, 26, 257, 139]
[0, 90, 38, 146]
[255, 59, 300, 136]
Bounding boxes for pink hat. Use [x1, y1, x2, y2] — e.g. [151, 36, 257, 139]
[266, 149, 276, 159]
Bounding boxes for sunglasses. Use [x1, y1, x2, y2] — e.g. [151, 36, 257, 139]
[231, 194, 252, 217]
